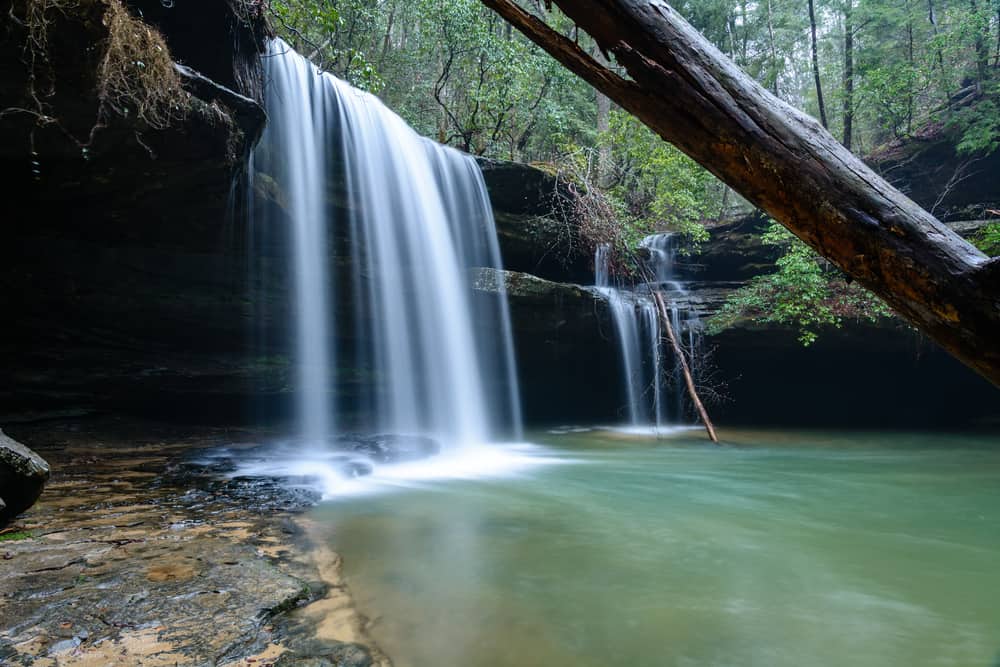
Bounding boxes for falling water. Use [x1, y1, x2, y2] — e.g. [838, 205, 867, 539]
[595, 234, 703, 429]
[594, 244, 663, 426]
[641, 232, 703, 421]
[255, 39, 521, 452]
[254, 44, 334, 446]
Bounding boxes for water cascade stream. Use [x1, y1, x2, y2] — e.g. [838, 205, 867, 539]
[594, 234, 702, 430]
[254, 40, 522, 466]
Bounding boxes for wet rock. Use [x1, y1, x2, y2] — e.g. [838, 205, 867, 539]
[217, 477, 324, 513]
[0, 429, 50, 526]
[276, 640, 374, 667]
[0, 420, 360, 667]
[342, 434, 441, 464]
[473, 269, 623, 424]
[340, 458, 375, 477]
[477, 158, 593, 283]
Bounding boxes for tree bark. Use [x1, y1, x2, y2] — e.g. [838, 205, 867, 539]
[480, 0, 1000, 387]
[653, 292, 719, 443]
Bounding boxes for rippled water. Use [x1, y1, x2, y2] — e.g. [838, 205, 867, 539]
[313, 430, 1000, 667]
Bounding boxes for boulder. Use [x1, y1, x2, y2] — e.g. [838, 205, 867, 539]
[0, 429, 50, 526]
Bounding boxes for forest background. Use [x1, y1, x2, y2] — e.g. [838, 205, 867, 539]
[270, 0, 1000, 341]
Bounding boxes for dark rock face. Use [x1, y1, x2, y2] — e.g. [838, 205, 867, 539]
[867, 117, 1000, 220]
[0, 0, 273, 424]
[478, 159, 594, 283]
[706, 323, 1000, 428]
[683, 214, 782, 282]
[123, 0, 271, 104]
[473, 269, 625, 424]
[0, 430, 50, 526]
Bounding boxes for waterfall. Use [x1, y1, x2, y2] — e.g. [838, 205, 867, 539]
[640, 233, 703, 423]
[595, 234, 702, 430]
[255, 39, 521, 451]
[594, 244, 663, 426]
[254, 44, 335, 447]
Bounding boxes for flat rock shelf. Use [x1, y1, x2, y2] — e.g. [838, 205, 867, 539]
[0, 417, 386, 667]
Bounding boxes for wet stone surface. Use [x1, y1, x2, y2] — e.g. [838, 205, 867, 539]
[0, 417, 386, 667]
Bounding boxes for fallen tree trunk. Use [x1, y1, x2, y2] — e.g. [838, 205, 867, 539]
[481, 0, 1000, 387]
[652, 291, 719, 443]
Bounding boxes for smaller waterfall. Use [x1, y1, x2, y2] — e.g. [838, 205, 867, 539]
[595, 245, 665, 426]
[595, 234, 703, 431]
[640, 233, 703, 421]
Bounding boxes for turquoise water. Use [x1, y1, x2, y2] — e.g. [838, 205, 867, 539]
[315, 430, 1000, 667]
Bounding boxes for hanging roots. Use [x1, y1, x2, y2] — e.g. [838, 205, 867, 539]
[96, 0, 190, 130]
[15, 0, 192, 139]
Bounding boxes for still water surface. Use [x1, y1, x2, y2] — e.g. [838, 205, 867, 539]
[315, 430, 1000, 667]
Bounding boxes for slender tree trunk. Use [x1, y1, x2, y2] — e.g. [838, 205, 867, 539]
[927, 0, 946, 72]
[378, 1, 397, 72]
[718, 185, 731, 221]
[766, 0, 780, 96]
[970, 0, 990, 84]
[596, 91, 612, 183]
[726, 14, 738, 62]
[739, 0, 749, 64]
[592, 46, 613, 186]
[480, 0, 1000, 387]
[652, 292, 719, 444]
[906, 3, 915, 135]
[842, 0, 853, 150]
[808, 0, 829, 127]
[995, 5, 1000, 68]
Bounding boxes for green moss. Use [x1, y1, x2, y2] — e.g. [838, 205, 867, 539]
[0, 531, 32, 542]
[971, 222, 1000, 256]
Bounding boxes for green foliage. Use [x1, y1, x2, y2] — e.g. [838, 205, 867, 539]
[271, 0, 384, 91]
[857, 63, 923, 138]
[949, 83, 1000, 156]
[603, 111, 718, 250]
[267, 0, 996, 346]
[707, 222, 894, 344]
[972, 222, 1000, 254]
[267, 0, 999, 170]
[0, 530, 32, 542]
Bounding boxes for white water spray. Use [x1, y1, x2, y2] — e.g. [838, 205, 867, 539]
[594, 234, 702, 430]
[255, 40, 522, 455]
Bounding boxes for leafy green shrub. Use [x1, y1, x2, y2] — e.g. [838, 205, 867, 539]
[707, 222, 894, 345]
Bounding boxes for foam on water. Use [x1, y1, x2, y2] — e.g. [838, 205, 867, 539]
[228, 440, 567, 500]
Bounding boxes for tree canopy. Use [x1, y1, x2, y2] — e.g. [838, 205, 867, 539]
[268, 0, 999, 364]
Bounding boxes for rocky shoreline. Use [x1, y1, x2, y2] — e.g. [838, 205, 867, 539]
[0, 417, 388, 667]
